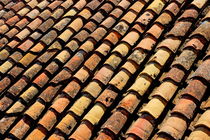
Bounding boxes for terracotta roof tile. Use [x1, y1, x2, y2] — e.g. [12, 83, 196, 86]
[118, 93, 140, 113]
[93, 66, 114, 85]
[17, 8, 30, 17]
[162, 67, 185, 83]
[27, 18, 42, 31]
[9, 117, 30, 139]
[0, 115, 16, 135]
[121, 61, 138, 74]
[55, 113, 77, 135]
[122, 31, 140, 46]
[64, 51, 86, 72]
[179, 8, 198, 20]
[6, 15, 19, 26]
[104, 54, 122, 69]
[140, 62, 161, 79]
[39, 85, 61, 103]
[201, 97, 210, 110]
[147, 0, 166, 14]
[151, 81, 178, 101]
[167, 21, 193, 37]
[156, 12, 172, 26]
[74, 67, 90, 83]
[101, 111, 127, 135]
[61, 0, 74, 10]
[137, 11, 154, 26]
[147, 24, 164, 39]
[51, 69, 71, 83]
[172, 96, 197, 119]
[1, 0, 10, 5]
[23, 63, 42, 80]
[191, 0, 208, 9]
[7, 65, 23, 78]
[126, 114, 154, 140]
[188, 127, 210, 140]
[181, 79, 207, 101]
[95, 131, 114, 140]
[25, 126, 47, 140]
[109, 70, 130, 90]
[83, 103, 106, 125]
[19, 53, 37, 67]
[165, 2, 180, 16]
[84, 53, 102, 71]
[135, 36, 156, 51]
[191, 21, 210, 41]
[105, 32, 121, 45]
[70, 95, 92, 116]
[0, 77, 11, 93]
[194, 110, 210, 129]
[83, 81, 102, 98]
[157, 37, 181, 53]
[20, 86, 39, 103]
[158, 115, 188, 140]
[45, 61, 59, 75]
[62, 80, 81, 98]
[69, 122, 92, 140]
[33, 73, 50, 88]
[96, 88, 118, 107]
[172, 49, 197, 71]
[48, 0, 63, 10]
[8, 78, 28, 96]
[148, 48, 171, 66]
[140, 97, 166, 119]
[38, 110, 57, 131]
[190, 59, 210, 83]
[6, 101, 25, 114]
[114, 21, 129, 35]
[25, 101, 45, 120]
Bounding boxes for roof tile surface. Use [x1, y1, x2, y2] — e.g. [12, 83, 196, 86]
[0, 0, 210, 139]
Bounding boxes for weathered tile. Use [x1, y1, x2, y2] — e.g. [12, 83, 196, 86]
[93, 66, 114, 85]
[9, 117, 30, 139]
[25, 126, 47, 140]
[162, 67, 185, 83]
[140, 98, 166, 119]
[188, 127, 210, 140]
[96, 88, 118, 107]
[39, 110, 57, 131]
[158, 115, 187, 140]
[109, 70, 130, 90]
[126, 115, 154, 140]
[172, 49, 197, 70]
[190, 59, 210, 83]
[70, 96, 92, 116]
[56, 113, 77, 135]
[69, 123, 92, 140]
[194, 110, 210, 129]
[128, 76, 152, 96]
[118, 93, 140, 113]
[25, 101, 45, 120]
[102, 111, 127, 135]
[83, 81, 102, 98]
[172, 96, 197, 119]
[151, 81, 177, 101]
[51, 97, 70, 113]
[83, 103, 105, 125]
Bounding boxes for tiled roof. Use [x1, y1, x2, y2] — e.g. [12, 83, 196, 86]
[0, 0, 209, 140]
